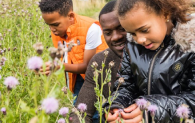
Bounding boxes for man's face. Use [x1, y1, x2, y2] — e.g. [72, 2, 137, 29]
[42, 12, 72, 38]
[100, 11, 127, 57]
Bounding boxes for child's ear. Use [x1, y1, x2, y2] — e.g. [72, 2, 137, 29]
[164, 13, 171, 22]
[68, 11, 75, 22]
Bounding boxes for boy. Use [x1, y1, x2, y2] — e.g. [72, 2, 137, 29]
[38, 0, 108, 99]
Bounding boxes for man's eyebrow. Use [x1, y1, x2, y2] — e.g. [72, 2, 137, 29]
[135, 25, 147, 31]
[103, 24, 121, 31]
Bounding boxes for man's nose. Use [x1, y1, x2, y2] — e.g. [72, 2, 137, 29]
[111, 31, 122, 41]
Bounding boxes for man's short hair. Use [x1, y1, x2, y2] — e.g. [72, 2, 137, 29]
[39, 0, 73, 16]
[99, 0, 116, 20]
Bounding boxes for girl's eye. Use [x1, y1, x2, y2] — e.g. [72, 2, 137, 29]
[131, 33, 136, 36]
[141, 29, 148, 33]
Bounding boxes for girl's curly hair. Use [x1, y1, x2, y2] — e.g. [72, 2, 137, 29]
[116, 0, 192, 23]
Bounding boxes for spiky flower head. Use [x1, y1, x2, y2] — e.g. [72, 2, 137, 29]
[118, 77, 124, 84]
[57, 118, 65, 123]
[136, 98, 148, 111]
[48, 47, 57, 59]
[1, 107, 6, 115]
[77, 103, 87, 113]
[109, 61, 115, 68]
[104, 50, 109, 57]
[33, 42, 44, 55]
[41, 97, 59, 114]
[92, 61, 98, 68]
[148, 104, 158, 117]
[4, 76, 19, 89]
[176, 104, 190, 119]
[27, 56, 43, 71]
[61, 86, 68, 94]
[59, 107, 69, 117]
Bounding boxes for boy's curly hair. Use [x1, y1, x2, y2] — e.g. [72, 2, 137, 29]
[116, 0, 192, 23]
[39, 0, 73, 17]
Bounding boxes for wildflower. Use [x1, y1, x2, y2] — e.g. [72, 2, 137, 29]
[108, 82, 111, 87]
[148, 104, 158, 123]
[48, 47, 57, 59]
[67, 40, 77, 52]
[136, 98, 148, 111]
[27, 56, 43, 71]
[61, 86, 67, 94]
[1, 107, 6, 115]
[4, 76, 19, 89]
[77, 103, 87, 112]
[104, 50, 109, 57]
[118, 77, 124, 84]
[33, 42, 44, 55]
[92, 61, 98, 68]
[1, 57, 6, 62]
[176, 104, 190, 120]
[69, 117, 73, 121]
[59, 107, 69, 117]
[58, 118, 65, 123]
[109, 61, 115, 68]
[41, 97, 59, 114]
[148, 104, 158, 117]
[13, 47, 17, 51]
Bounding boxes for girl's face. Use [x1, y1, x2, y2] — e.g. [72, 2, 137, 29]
[119, 3, 170, 50]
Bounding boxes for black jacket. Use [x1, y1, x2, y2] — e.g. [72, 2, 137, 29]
[103, 19, 195, 123]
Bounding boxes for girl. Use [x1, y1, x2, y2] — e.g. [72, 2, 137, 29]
[103, 0, 195, 122]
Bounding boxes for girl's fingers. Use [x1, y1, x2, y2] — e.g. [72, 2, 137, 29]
[106, 110, 119, 122]
[121, 106, 141, 119]
[123, 104, 137, 113]
[122, 114, 142, 123]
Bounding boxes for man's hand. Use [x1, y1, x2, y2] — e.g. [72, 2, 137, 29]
[120, 104, 142, 123]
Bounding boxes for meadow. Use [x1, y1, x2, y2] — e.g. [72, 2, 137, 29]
[0, 0, 106, 122]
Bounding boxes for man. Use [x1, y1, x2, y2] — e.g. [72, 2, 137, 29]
[70, 1, 127, 122]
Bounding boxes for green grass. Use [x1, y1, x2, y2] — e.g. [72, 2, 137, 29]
[0, 0, 105, 122]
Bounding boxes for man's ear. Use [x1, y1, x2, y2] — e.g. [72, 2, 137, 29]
[68, 11, 75, 22]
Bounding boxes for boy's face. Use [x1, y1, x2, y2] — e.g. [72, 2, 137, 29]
[119, 3, 169, 50]
[42, 12, 73, 38]
[100, 11, 127, 57]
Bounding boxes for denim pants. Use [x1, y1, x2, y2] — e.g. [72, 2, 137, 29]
[73, 74, 99, 123]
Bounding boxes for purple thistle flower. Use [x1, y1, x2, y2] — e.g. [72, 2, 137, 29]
[176, 104, 190, 119]
[59, 107, 69, 117]
[27, 56, 43, 71]
[41, 97, 59, 114]
[136, 98, 148, 111]
[4, 76, 19, 89]
[77, 103, 87, 112]
[1, 107, 6, 115]
[58, 118, 65, 123]
[148, 105, 158, 117]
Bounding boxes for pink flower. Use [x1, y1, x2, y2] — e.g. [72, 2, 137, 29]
[27, 56, 43, 71]
[4, 76, 19, 89]
[41, 97, 59, 114]
[57, 118, 65, 123]
[77, 103, 87, 112]
[59, 107, 69, 117]
[1, 107, 6, 115]
[148, 105, 158, 116]
[136, 98, 148, 111]
[176, 104, 190, 119]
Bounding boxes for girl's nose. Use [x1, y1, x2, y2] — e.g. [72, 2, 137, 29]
[136, 37, 146, 45]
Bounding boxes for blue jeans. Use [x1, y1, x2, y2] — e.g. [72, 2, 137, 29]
[73, 74, 99, 123]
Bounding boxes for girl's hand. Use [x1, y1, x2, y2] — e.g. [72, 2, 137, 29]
[105, 109, 119, 122]
[120, 104, 142, 122]
[39, 61, 52, 75]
